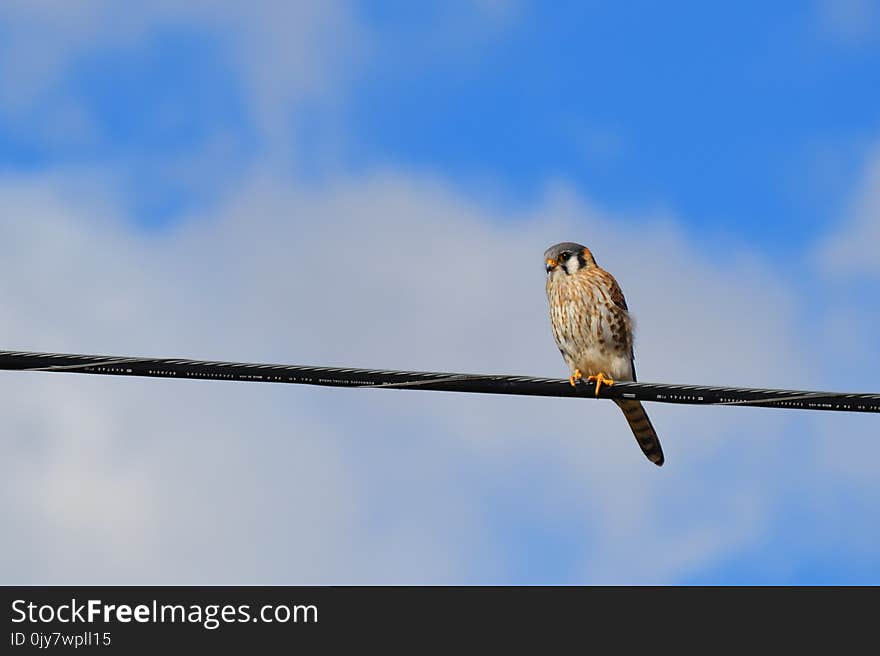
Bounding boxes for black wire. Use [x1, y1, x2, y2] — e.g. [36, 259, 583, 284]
[0, 348, 878, 413]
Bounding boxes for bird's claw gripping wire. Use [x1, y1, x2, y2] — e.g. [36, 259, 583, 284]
[586, 372, 614, 397]
[569, 369, 614, 397]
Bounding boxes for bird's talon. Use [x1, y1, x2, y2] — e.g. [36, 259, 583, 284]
[586, 372, 614, 397]
[568, 369, 583, 387]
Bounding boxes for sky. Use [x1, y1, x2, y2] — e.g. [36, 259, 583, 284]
[0, 1, 878, 584]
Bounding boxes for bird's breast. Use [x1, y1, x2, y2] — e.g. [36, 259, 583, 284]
[546, 271, 634, 379]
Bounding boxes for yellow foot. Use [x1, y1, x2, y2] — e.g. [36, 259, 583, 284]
[568, 369, 583, 387]
[586, 372, 615, 397]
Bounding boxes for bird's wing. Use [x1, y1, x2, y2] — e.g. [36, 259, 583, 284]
[603, 271, 637, 377]
[606, 275, 629, 311]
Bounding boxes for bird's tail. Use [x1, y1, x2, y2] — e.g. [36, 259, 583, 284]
[614, 399, 664, 466]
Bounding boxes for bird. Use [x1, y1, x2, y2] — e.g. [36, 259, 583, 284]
[544, 242, 664, 466]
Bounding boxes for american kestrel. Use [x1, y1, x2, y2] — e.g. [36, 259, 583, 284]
[544, 242, 664, 466]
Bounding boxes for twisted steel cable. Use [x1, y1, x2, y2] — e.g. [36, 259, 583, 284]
[0, 349, 877, 413]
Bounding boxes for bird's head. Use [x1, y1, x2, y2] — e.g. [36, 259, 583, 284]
[544, 242, 596, 277]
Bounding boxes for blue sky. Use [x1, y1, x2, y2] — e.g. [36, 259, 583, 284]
[0, 1, 878, 584]
[4, 2, 878, 244]
[354, 2, 879, 235]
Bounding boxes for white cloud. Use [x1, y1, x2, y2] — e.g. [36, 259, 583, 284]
[821, 144, 880, 277]
[0, 168, 832, 583]
[0, 0, 368, 141]
[0, 0, 521, 149]
[814, 0, 880, 46]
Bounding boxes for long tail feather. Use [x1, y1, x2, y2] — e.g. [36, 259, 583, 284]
[614, 399, 664, 466]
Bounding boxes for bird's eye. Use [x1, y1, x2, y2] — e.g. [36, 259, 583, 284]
[559, 251, 570, 260]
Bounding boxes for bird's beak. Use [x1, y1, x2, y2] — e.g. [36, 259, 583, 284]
[545, 258, 558, 272]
